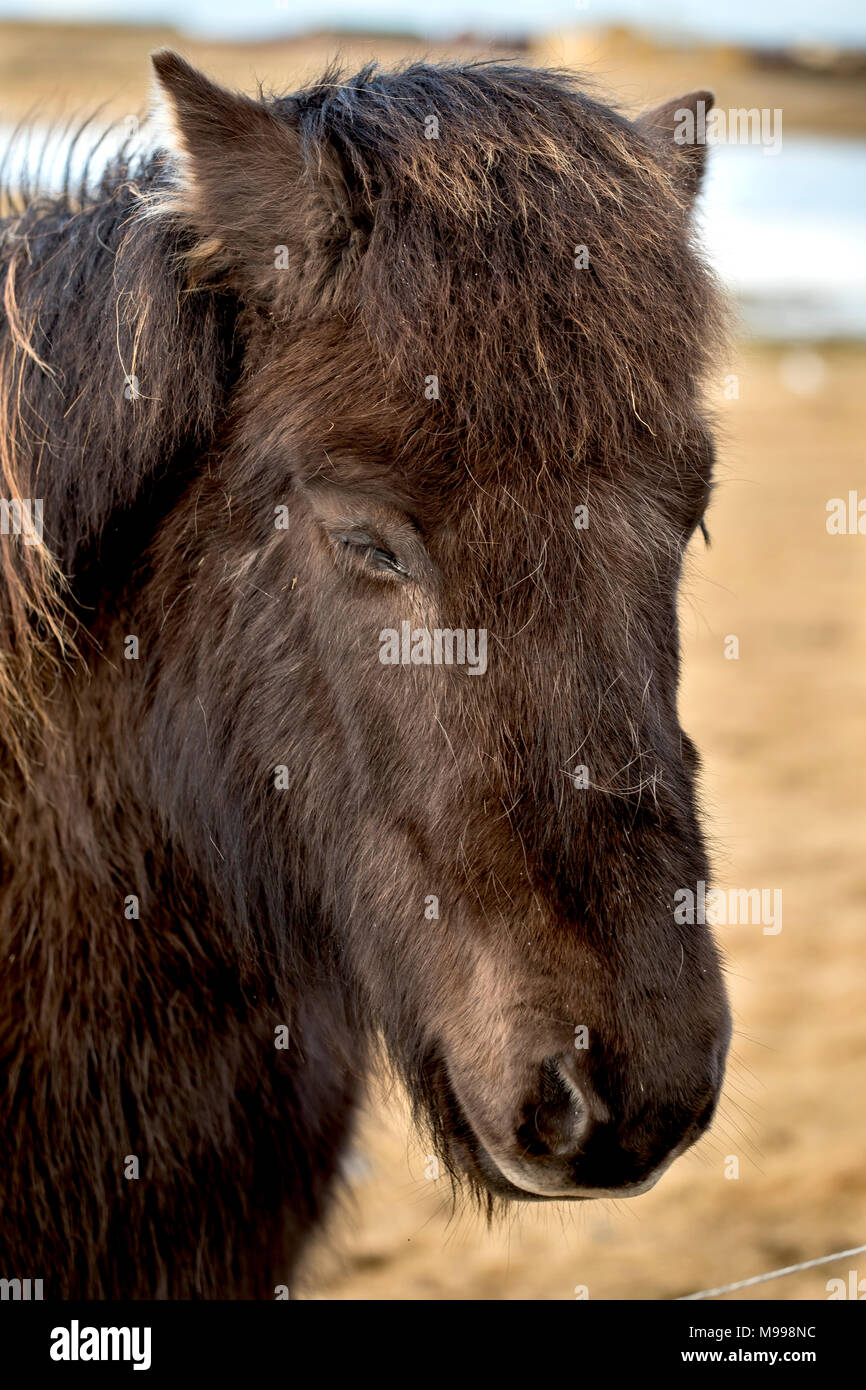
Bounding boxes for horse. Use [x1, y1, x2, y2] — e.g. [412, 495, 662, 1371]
[0, 51, 730, 1297]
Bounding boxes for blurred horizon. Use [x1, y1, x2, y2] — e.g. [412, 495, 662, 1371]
[3, 3, 866, 341]
[0, 0, 864, 46]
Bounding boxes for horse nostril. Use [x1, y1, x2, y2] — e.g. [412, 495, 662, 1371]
[515, 1056, 595, 1160]
[504, 1049, 723, 1193]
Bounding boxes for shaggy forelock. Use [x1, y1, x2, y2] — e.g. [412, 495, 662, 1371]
[270, 61, 724, 467]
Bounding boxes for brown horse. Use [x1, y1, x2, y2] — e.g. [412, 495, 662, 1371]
[0, 52, 730, 1297]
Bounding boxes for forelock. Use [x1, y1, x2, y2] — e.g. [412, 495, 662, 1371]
[278, 61, 725, 471]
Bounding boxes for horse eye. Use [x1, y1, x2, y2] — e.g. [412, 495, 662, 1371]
[334, 532, 411, 579]
[366, 546, 410, 577]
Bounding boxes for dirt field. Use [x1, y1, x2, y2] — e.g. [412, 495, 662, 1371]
[300, 344, 866, 1299]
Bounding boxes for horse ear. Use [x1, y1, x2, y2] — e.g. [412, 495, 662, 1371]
[150, 50, 360, 309]
[637, 90, 714, 200]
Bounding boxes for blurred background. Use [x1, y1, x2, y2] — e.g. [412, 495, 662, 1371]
[3, 0, 863, 1300]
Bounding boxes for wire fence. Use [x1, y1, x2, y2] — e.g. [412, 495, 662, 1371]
[678, 1243, 866, 1301]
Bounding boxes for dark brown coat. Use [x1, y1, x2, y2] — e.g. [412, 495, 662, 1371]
[0, 55, 729, 1296]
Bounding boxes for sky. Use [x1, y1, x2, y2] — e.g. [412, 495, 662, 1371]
[1, 0, 865, 46]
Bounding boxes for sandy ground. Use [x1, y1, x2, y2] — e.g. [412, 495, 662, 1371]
[299, 344, 866, 1299]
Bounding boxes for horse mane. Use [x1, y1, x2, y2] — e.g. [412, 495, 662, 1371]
[0, 137, 234, 774]
[0, 58, 725, 774]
